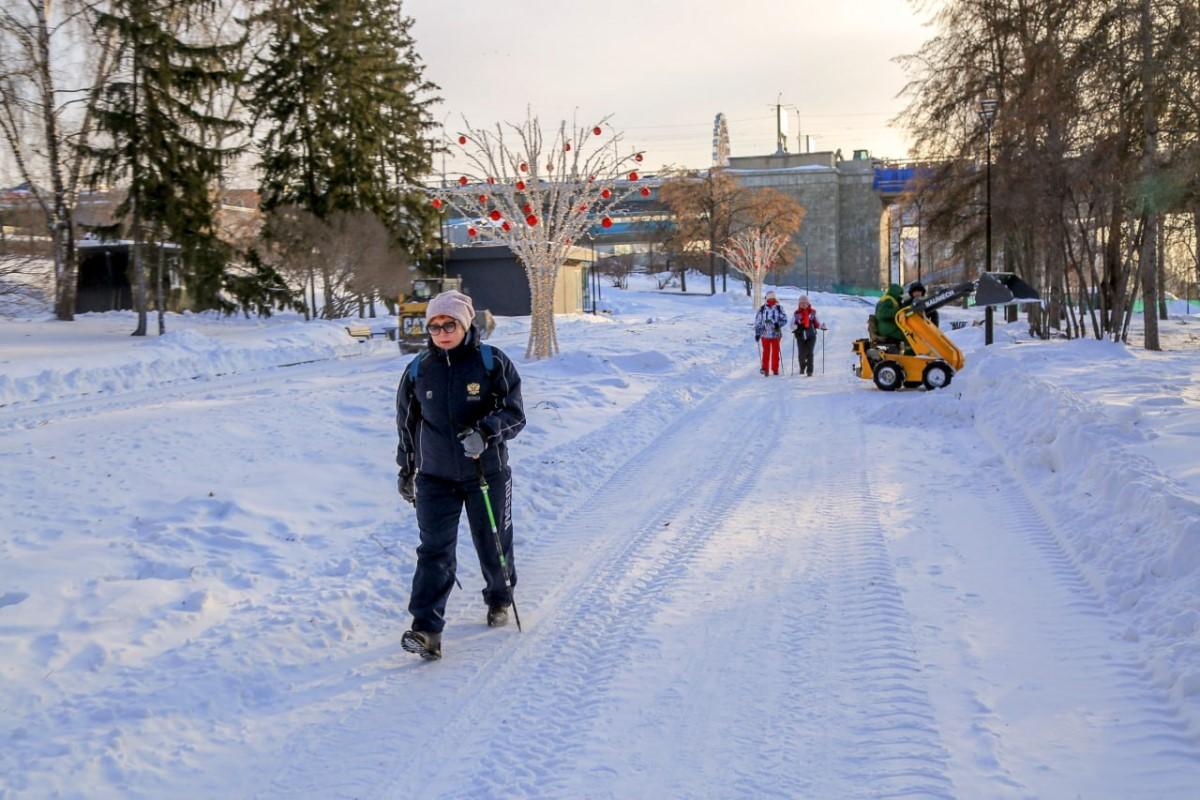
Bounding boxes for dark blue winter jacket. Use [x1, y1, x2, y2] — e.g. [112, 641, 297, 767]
[396, 327, 525, 482]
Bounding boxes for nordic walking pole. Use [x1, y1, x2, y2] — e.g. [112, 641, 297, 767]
[474, 459, 521, 632]
[789, 331, 796, 376]
[821, 327, 826, 374]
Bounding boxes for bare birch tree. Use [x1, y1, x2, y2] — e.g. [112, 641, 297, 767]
[0, 0, 118, 320]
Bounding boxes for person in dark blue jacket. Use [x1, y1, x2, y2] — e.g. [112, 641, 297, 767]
[395, 290, 525, 660]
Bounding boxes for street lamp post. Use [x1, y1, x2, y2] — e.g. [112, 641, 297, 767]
[804, 243, 810, 293]
[978, 98, 999, 345]
[916, 200, 922, 282]
[590, 235, 599, 315]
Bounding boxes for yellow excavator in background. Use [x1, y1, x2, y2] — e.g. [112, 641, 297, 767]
[853, 272, 1040, 391]
[397, 277, 494, 352]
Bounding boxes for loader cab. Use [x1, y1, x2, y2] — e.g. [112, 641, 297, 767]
[397, 277, 464, 351]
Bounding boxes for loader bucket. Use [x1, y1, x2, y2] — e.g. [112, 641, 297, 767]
[974, 272, 1041, 307]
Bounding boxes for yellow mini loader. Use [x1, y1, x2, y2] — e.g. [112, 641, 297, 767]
[853, 272, 1040, 391]
[397, 277, 494, 352]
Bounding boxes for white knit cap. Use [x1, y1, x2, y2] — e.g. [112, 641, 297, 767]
[425, 290, 474, 332]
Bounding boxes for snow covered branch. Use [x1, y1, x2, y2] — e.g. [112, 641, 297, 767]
[429, 111, 646, 359]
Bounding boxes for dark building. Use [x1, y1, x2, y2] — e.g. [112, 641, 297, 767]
[445, 244, 590, 316]
[76, 239, 181, 313]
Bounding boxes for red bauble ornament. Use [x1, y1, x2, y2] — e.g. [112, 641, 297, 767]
[564, 143, 572, 152]
[431, 198, 442, 209]
[588, 175, 595, 182]
[592, 126, 602, 136]
[628, 171, 639, 181]
[487, 176, 495, 185]
[601, 216, 613, 228]
[501, 221, 511, 232]
[526, 214, 538, 226]
[457, 135, 467, 145]
[519, 162, 528, 172]
[467, 227, 478, 237]
[635, 153, 644, 162]
[478, 194, 488, 203]
[579, 204, 588, 212]
[515, 180, 526, 191]
[458, 176, 468, 186]
[522, 203, 532, 213]
[601, 188, 612, 199]
[489, 210, 502, 221]
[640, 187, 651, 197]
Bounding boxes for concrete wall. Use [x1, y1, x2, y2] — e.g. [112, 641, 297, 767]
[727, 152, 885, 292]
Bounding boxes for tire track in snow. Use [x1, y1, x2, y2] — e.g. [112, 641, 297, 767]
[257, 359, 763, 799]
[409, 380, 786, 798]
[873, 404, 1200, 797]
[972, 454, 1200, 794]
[810, 400, 956, 800]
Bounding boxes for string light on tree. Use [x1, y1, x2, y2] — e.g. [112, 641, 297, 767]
[432, 112, 646, 359]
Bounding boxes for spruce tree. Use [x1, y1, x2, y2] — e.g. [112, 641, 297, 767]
[253, 0, 437, 316]
[90, 0, 241, 335]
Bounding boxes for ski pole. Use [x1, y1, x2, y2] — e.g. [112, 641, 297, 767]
[821, 328, 826, 374]
[789, 331, 795, 376]
[474, 459, 521, 632]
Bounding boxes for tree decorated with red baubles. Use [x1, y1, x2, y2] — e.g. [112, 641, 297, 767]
[429, 111, 646, 359]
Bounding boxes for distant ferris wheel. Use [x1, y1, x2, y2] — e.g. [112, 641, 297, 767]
[712, 113, 730, 168]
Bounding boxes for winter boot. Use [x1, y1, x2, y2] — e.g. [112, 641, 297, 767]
[487, 605, 509, 628]
[401, 629, 442, 661]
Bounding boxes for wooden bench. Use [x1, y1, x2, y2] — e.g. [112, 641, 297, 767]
[345, 324, 374, 340]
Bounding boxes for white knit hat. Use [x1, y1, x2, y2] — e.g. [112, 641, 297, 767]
[425, 290, 474, 332]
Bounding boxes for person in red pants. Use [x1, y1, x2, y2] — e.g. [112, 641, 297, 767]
[754, 290, 788, 376]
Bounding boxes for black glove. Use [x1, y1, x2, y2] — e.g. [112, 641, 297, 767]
[398, 470, 416, 505]
[459, 428, 486, 459]
[755, 334, 761, 342]
[773, 324, 781, 334]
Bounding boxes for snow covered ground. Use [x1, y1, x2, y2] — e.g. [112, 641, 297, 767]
[2, 279, 1199, 798]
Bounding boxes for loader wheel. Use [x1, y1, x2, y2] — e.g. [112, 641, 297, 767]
[873, 361, 904, 391]
[922, 361, 953, 390]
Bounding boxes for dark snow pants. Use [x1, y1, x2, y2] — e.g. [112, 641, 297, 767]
[796, 333, 817, 376]
[409, 467, 516, 634]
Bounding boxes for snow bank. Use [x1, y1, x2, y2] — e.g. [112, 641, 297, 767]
[963, 342, 1200, 716]
[0, 313, 386, 407]
[855, 317, 1200, 724]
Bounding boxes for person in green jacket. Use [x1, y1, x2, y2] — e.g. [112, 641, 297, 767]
[873, 283, 904, 341]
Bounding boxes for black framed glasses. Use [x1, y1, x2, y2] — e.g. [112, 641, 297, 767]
[427, 320, 459, 335]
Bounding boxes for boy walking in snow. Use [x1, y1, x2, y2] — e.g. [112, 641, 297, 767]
[791, 295, 825, 377]
[754, 290, 788, 376]
[395, 290, 526, 660]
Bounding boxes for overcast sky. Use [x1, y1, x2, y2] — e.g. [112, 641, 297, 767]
[405, 0, 934, 173]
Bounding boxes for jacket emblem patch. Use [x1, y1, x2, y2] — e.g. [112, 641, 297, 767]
[467, 383, 481, 396]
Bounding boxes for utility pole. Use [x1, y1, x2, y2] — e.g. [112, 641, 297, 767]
[978, 98, 999, 345]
